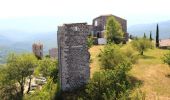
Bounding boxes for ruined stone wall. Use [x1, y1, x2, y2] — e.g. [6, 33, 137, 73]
[49, 48, 58, 59]
[57, 23, 90, 91]
[32, 43, 43, 59]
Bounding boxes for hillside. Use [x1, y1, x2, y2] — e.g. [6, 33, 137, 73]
[128, 20, 170, 39]
[0, 31, 57, 64]
[89, 45, 170, 99]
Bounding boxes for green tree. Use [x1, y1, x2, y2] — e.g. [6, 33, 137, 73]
[156, 24, 159, 47]
[35, 58, 58, 82]
[105, 16, 124, 44]
[131, 38, 153, 55]
[0, 53, 37, 99]
[150, 31, 153, 41]
[143, 33, 146, 38]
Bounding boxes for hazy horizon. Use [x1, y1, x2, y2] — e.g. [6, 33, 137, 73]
[0, 0, 170, 35]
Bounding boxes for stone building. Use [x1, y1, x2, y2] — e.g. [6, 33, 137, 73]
[32, 43, 43, 59]
[57, 23, 90, 91]
[92, 14, 128, 44]
[87, 25, 93, 36]
[49, 48, 58, 59]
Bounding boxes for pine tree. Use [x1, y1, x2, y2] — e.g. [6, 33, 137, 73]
[156, 24, 159, 47]
[143, 33, 146, 38]
[149, 31, 153, 41]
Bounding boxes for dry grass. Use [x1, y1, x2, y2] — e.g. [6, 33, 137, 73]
[89, 45, 170, 99]
[130, 48, 170, 99]
[89, 45, 103, 77]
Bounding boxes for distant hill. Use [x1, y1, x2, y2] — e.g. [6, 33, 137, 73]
[0, 31, 57, 64]
[128, 20, 170, 39]
[0, 31, 57, 50]
[0, 17, 60, 63]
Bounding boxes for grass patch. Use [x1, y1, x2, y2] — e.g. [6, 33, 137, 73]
[89, 45, 103, 77]
[129, 48, 170, 99]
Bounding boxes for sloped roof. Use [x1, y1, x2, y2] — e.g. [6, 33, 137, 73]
[159, 39, 170, 47]
[94, 14, 126, 21]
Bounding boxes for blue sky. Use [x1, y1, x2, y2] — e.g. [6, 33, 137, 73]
[0, 0, 170, 33]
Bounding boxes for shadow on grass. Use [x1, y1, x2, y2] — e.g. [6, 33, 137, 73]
[128, 76, 144, 89]
[139, 55, 156, 59]
[165, 74, 170, 78]
[55, 85, 86, 100]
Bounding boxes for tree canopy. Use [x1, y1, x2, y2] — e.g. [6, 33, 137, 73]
[0, 53, 37, 99]
[131, 38, 153, 55]
[35, 58, 58, 82]
[105, 16, 124, 44]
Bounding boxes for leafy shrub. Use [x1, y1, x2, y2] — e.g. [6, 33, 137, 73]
[99, 44, 124, 69]
[99, 44, 132, 70]
[84, 63, 132, 100]
[123, 47, 139, 64]
[87, 36, 94, 49]
[162, 50, 170, 66]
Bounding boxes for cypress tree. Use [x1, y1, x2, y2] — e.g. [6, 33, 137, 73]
[150, 31, 153, 41]
[143, 33, 146, 38]
[130, 35, 133, 39]
[156, 24, 159, 47]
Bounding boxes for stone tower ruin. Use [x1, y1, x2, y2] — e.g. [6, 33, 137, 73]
[57, 23, 90, 91]
[32, 43, 43, 59]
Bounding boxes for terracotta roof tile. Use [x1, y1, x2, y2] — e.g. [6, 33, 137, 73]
[159, 39, 170, 47]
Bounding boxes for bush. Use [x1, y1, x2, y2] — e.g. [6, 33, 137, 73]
[123, 47, 139, 64]
[162, 50, 170, 66]
[83, 62, 132, 100]
[99, 44, 132, 70]
[87, 36, 94, 49]
[99, 44, 122, 69]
